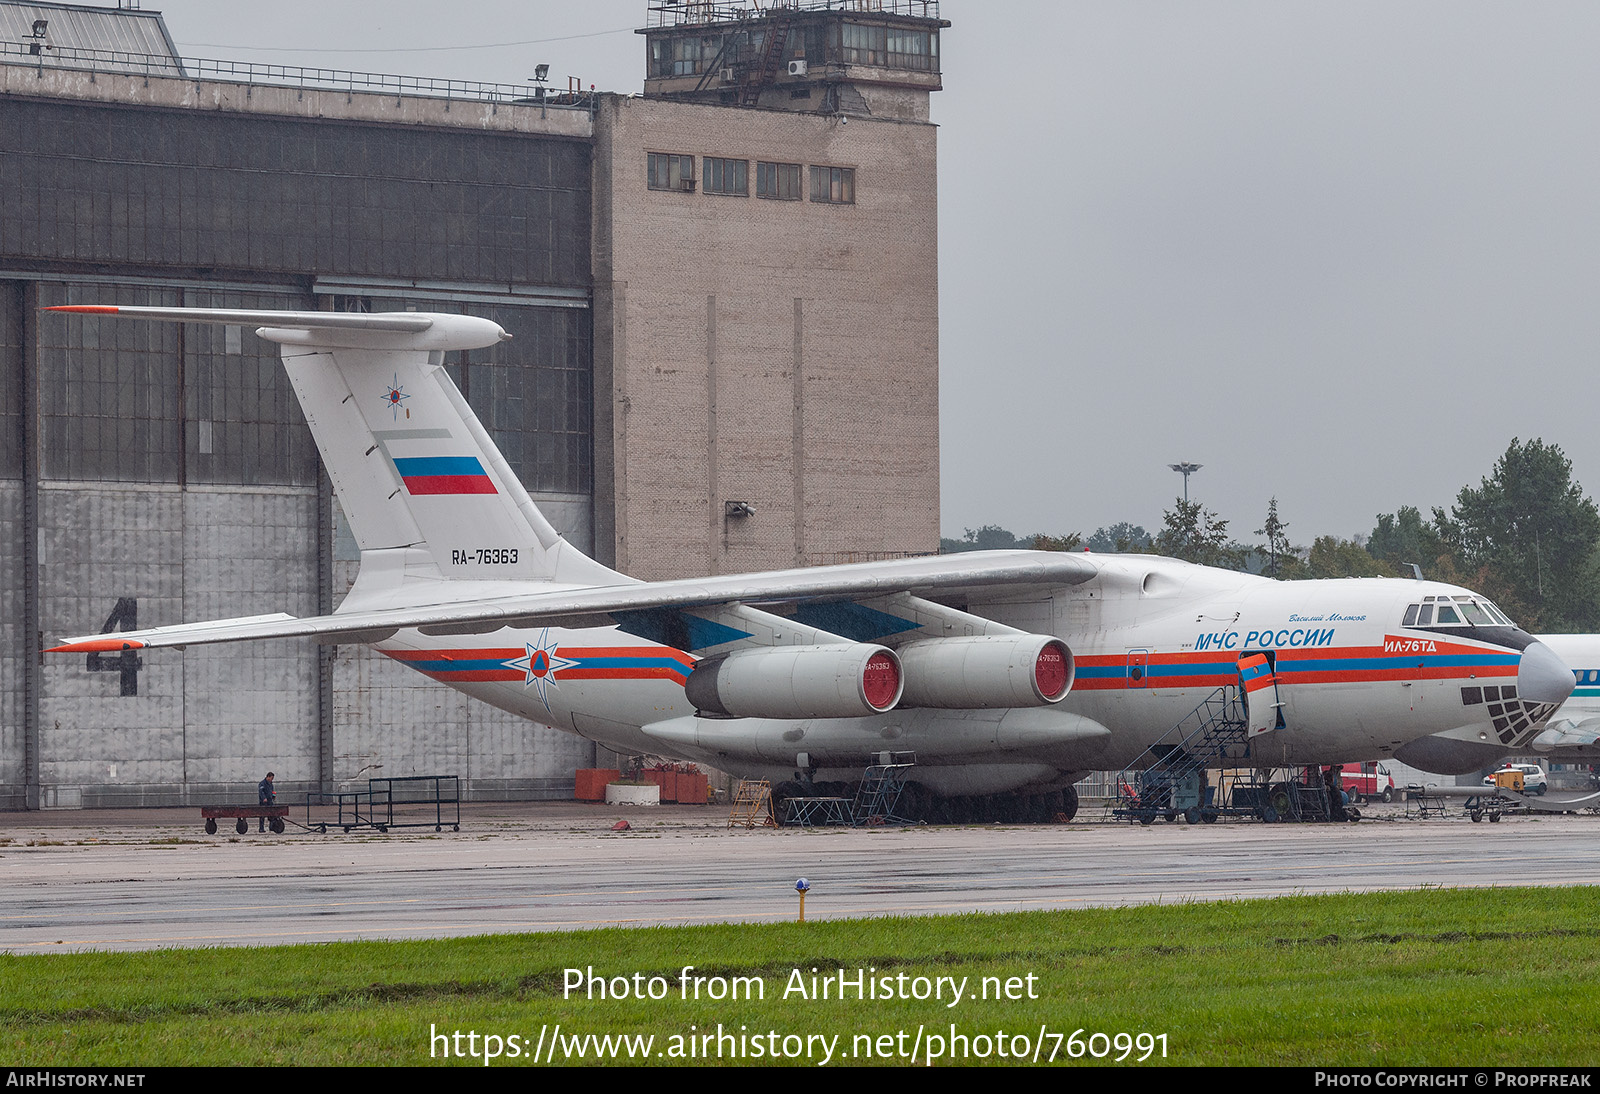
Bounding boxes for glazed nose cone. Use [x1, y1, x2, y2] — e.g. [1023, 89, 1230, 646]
[1518, 641, 1577, 706]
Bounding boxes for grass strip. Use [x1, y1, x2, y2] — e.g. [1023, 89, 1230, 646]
[3, 886, 1597, 1066]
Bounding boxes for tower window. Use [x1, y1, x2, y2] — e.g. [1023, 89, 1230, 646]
[704, 157, 748, 196]
[810, 165, 856, 204]
[647, 153, 696, 192]
[757, 161, 802, 201]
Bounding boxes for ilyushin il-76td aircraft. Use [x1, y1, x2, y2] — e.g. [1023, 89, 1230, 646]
[45, 306, 1578, 819]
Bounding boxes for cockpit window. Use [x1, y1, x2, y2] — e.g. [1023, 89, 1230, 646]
[1403, 595, 1516, 629]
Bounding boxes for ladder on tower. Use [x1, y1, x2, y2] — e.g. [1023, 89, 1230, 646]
[742, 18, 793, 106]
[1109, 686, 1251, 825]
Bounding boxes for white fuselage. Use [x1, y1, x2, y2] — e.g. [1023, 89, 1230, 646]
[372, 557, 1556, 796]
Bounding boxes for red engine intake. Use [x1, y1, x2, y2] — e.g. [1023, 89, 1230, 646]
[685, 643, 903, 719]
[896, 635, 1075, 709]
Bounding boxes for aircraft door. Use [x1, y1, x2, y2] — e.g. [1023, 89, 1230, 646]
[1126, 649, 1151, 689]
[1239, 652, 1282, 736]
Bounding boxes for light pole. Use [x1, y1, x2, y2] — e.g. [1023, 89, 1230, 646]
[1168, 462, 1202, 502]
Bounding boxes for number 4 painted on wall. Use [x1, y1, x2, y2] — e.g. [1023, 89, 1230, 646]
[86, 597, 142, 697]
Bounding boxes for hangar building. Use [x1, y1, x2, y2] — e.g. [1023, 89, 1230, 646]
[0, 0, 945, 808]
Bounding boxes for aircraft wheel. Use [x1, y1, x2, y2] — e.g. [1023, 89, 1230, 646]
[771, 781, 805, 827]
[236, 818, 248, 835]
[1381, 787, 1394, 804]
[1184, 806, 1201, 825]
[269, 816, 285, 835]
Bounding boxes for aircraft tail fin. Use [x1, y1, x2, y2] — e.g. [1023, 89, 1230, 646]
[46, 306, 624, 599]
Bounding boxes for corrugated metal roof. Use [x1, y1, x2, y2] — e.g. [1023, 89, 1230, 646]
[0, 1, 181, 74]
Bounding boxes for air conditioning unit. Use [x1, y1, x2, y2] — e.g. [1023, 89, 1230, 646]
[721, 67, 737, 83]
[679, 177, 697, 192]
[788, 59, 808, 76]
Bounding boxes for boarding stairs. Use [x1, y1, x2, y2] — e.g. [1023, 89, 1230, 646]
[1108, 686, 1250, 825]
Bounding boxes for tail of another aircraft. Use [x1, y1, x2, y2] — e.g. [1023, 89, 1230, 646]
[47, 306, 625, 600]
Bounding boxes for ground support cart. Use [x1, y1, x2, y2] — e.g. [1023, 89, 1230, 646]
[201, 805, 289, 835]
[1466, 793, 1514, 823]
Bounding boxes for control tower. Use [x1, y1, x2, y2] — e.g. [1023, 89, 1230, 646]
[640, 0, 947, 120]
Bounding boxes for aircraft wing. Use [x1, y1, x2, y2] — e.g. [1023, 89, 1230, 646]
[49, 551, 1099, 652]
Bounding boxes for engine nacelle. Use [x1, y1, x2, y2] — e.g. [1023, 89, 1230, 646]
[897, 635, 1073, 709]
[685, 643, 903, 719]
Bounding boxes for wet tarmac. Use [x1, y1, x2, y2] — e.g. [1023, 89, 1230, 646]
[4, 799, 1598, 952]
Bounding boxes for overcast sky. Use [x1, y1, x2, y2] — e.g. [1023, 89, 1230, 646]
[144, 1, 1600, 549]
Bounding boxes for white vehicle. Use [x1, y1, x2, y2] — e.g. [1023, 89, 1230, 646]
[44, 306, 1579, 814]
[1482, 763, 1548, 795]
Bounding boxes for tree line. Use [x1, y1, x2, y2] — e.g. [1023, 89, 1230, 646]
[943, 438, 1600, 633]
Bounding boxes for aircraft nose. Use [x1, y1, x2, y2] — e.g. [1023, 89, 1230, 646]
[1517, 640, 1577, 707]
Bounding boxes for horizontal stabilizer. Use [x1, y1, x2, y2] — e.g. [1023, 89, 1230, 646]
[49, 612, 298, 652]
[44, 306, 509, 351]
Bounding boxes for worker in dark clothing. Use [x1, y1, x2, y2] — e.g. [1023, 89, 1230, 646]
[258, 771, 275, 832]
[1325, 765, 1348, 822]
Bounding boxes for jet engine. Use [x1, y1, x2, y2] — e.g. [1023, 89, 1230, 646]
[896, 635, 1073, 709]
[684, 643, 902, 719]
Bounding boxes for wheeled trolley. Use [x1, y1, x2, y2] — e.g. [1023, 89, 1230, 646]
[201, 805, 289, 835]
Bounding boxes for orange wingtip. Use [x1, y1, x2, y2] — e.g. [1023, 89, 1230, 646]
[44, 306, 120, 314]
[47, 638, 145, 653]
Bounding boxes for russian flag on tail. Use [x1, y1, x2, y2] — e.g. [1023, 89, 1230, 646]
[393, 456, 498, 496]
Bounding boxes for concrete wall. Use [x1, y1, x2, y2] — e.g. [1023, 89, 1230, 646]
[592, 94, 941, 581]
[35, 484, 317, 807]
[0, 482, 23, 808]
[0, 60, 602, 808]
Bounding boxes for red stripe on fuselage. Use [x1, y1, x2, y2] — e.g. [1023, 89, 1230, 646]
[415, 669, 524, 682]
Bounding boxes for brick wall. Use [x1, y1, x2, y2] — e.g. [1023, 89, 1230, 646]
[593, 94, 940, 580]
